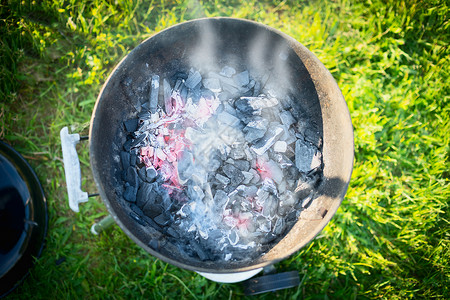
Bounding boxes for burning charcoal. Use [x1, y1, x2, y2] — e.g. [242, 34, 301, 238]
[146, 167, 157, 181]
[187, 185, 205, 201]
[251, 126, 284, 155]
[239, 96, 279, 110]
[230, 148, 246, 160]
[280, 110, 296, 127]
[217, 111, 241, 127]
[264, 160, 283, 184]
[177, 150, 194, 182]
[123, 185, 137, 202]
[149, 75, 160, 113]
[273, 217, 285, 235]
[234, 160, 250, 171]
[208, 158, 221, 172]
[227, 230, 239, 246]
[235, 98, 257, 116]
[202, 78, 221, 93]
[163, 78, 171, 103]
[138, 111, 151, 121]
[222, 164, 244, 186]
[256, 216, 271, 233]
[216, 174, 230, 185]
[244, 127, 266, 143]
[274, 140, 287, 152]
[241, 171, 253, 184]
[262, 196, 278, 218]
[234, 70, 249, 86]
[124, 118, 138, 133]
[130, 133, 147, 148]
[220, 66, 236, 78]
[213, 190, 228, 207]
[185, 70, 202, 89]
[295, 139, 318, 173]
[120, 151, 130, 169]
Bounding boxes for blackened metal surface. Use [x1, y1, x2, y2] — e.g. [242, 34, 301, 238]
[89, 18, 353, 273]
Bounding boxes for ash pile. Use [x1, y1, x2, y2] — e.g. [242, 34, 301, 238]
[118, 66, 323, 262]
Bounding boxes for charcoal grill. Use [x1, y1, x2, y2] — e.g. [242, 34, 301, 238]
[61, 18, 353, 285]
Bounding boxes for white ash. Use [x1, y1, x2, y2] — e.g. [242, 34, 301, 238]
[119, 66, 323, 262]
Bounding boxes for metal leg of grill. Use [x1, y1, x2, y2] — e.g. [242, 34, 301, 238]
[91, 215, 115, 235]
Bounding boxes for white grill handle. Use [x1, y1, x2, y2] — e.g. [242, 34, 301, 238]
[60, 126, 88, 212]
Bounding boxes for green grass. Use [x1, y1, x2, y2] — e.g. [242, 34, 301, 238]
[1, 0, 449, 298]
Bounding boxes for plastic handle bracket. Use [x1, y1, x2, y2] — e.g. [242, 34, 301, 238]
[60, 126, 88, 212]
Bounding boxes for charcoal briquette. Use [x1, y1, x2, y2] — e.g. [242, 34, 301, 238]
[126, 166, 138, 187]
[129, 212, 146, 226]
[166, 227, 180, 238]
[124, 118, 138, 133]
[130, 133, 147, 148]
[153, 213, 170, 226]
[136, 182, 154, 208]
[234, 160, 250, 171]
[146, 167, 157, 181]
[143, 201, 163, 218]
[120, 151, 130, 170]
[123, 185, 137, 202]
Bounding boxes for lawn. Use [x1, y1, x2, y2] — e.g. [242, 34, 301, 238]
[1, 0, 449, 299]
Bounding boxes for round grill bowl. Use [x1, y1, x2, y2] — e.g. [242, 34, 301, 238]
[89, 18, 353, 273]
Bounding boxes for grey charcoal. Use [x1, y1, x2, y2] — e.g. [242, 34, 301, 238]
[220, 66, 236, 77]
[251, 126, 284, 155]
[234, 70, 249, 86]
[213, 190, 228, 207]
[273, 141, 287, 152]
[202, 78, 221, 93]
[154, 213, 171, 226]
[123, 185, 137, 202]
[295, 139, 317, 173]
[185, 70, 202, 89]
[136, 182, 154, 207]
[230, 148, 246, 160]
[124, 118, 138, 133]
[218, 111, 241, 127]
[234, 160, 250, 171]
[222, 164, 244, 185]
[149, 75, 160, 113]
[239, 96, 279, 110]
[244, 127, 266, 143]
[120, 151, 130, 169]
[216, 173, 230, 185]
[146, 167, 157, 181]
[280, 110, 296, 127]
[163, 78, 172, 103]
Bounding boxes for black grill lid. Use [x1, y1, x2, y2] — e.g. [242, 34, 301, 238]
[0, 141, 48, 298]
